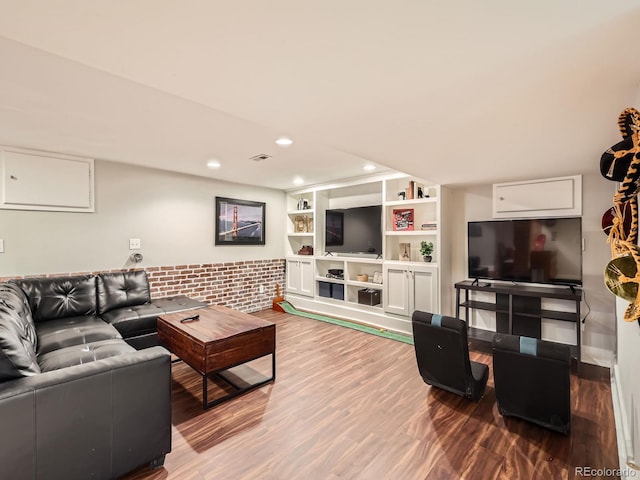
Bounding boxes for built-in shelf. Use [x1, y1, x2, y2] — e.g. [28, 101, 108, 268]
[315, 276, 344, 284]
[385, 198, 438, 207]
[284, 174, 448, 335]
[287, 209, 315, 215]
[385, 230, 438, 236]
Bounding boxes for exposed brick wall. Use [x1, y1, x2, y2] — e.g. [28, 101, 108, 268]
[0, 259, 286, 314]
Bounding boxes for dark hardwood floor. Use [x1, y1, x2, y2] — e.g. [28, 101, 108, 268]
[124, 309, 619, 480]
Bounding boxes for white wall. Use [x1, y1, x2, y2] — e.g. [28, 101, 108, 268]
[0, 160, 286, 276]
[449, 171, 616, 366]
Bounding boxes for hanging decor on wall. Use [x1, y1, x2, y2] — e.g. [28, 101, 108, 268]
[601, 107, 640, 322]
[215, 197, 266, 245]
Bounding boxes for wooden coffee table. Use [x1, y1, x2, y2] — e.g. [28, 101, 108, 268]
[157, 305, 276, 409]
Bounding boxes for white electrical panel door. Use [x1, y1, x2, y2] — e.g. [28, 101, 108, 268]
[493, 175, 581, 218]
[1, 148, 94, 212]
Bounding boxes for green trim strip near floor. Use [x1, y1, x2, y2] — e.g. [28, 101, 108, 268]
[277, 301, 414, 345]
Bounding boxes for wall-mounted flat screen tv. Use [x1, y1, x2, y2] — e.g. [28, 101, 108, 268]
[467, 217, 582, 286]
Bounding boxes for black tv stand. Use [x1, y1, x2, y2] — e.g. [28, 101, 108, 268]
[455, 280, 582, 372]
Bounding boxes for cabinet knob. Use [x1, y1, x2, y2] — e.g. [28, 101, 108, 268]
[499, 196, 504, 201]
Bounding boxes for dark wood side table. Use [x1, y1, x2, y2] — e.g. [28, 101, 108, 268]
[158, 305, 276, 409]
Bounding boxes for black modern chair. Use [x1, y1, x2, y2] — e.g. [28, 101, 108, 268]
[411, 311, 489, 402]
[492, 333, 571, 434]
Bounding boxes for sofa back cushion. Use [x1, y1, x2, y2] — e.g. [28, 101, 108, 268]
[12, 275, 97, 323]
[97, 271, 151, 315]
[0, 282, 40, 380]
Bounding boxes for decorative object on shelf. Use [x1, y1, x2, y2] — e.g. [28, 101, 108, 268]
[421, 221, 437, 231]
[407, 181, 428, 200]
[294, 215, 307, 233]
[356, 273, 369, 282]
[406, 181, 415, 200]
[399, 242, 411, 261]
[420, 241, 434, 262]
[305, 215, 313, 233]
[358, 288, 381, 306]
[398, 191, 406, 201]
[326, 268, 344, 279]
[372, 271, 383, 284]
[296, 197, 311, 210]
[215, 196, 265, 246]
[393, 209, 414, 231]
[298, 245, 314, 255]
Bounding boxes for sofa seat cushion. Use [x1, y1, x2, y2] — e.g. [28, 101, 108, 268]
[38, 338, 136, 372]
[12, 275, 97, 323]
[152, 295, 208, 313]
[97, 271, 151, 315]
[36, 316, 122, 356]
[0, 283, 40, 381]
[100, 303, 165, 338]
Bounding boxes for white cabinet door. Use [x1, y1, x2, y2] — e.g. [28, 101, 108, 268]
[410, 267, 438, 313]
[298, 258, 314, 297]
[384, 263, 439, 317]
[286, 260, 301, 294]
[383, 265, 409, 316]
[286, 258, 314, 297]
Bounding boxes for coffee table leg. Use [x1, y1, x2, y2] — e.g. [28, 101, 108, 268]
[272, 351, 276, 381]
[200, 351, 276, 409]
[202, 374, 208, 410]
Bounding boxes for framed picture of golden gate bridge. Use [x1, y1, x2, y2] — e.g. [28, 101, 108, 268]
[215, 197, 266, 246]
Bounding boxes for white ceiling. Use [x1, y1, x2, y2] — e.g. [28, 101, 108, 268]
[0, 1, 639, 191]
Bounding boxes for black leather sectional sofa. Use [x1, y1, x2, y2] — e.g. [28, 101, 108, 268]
[0, 270, 207, 480]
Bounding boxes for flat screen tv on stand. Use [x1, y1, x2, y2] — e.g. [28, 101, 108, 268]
[467, 217, 582, 287]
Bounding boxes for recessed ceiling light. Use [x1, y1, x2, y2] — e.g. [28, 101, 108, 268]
[206, 159, 221, 169]
[364, 164, 376, 171]
[293, 177, 304, 185]
[275, 137, 294, 147]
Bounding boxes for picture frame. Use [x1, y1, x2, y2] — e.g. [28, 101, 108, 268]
[294, 215, 307, 233]
[399, 242, 412, 261]
[393, 208, 414, 231]
[325, 210, 344, 246]
[215, 196, 265, 245]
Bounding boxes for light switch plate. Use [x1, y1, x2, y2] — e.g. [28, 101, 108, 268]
[129, 238, 141, 250]
[0, 239, 4, 253]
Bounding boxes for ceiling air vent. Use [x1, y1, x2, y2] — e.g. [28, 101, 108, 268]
[250, 154, 272, 162]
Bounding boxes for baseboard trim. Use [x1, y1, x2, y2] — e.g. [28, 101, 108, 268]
[611, 363, 640, 478]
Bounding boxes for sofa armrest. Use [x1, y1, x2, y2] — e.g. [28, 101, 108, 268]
[0, 346, 171, 480]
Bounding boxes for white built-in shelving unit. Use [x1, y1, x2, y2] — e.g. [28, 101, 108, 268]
[284, 172, 450, 335]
